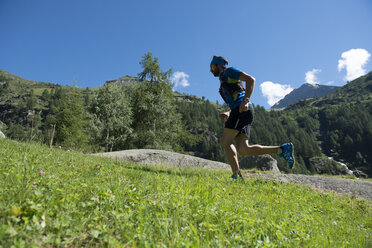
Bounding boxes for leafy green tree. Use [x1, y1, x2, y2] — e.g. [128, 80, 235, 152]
[6, 123, 26, 141]
[131, 80, 183, 151]
[26, 90, 37, 110]
[4, 88, 45, 143]
[53, 87, 90, 151]
[41, 89, 51, 102]
[83, 87, 92, 106]
[90, 84, 132, 152]
[43, 88, 60, 147]
[26, 110, 43, 142]
[0, 82, 9, 97]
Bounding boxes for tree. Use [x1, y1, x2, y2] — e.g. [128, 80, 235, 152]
[138, 52, 172, 84]
[41, 89, 51, 102]
[53, 87, 90, 151]
[26, 90, 37, 110]
[26, 110, 43, 142]
[131, 79, 183, 150]
[90, 83, 132, 152]
[0, 82, 9, 97]
[131, 53, 184, 151]
[6, 123, 26, 141]
[43, 88, 60, 147]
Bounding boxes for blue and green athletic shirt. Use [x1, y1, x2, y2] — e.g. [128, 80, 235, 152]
[219, 67, 245, 110]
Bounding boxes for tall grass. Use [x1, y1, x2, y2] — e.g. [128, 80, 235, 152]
[0, 138, 371, 247]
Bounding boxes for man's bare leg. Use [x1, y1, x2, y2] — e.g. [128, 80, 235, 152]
[220, 128, 241, 175]
[235, 134, 280, 156]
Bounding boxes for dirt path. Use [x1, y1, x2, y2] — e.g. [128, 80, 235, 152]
[245, 173, 372, 201]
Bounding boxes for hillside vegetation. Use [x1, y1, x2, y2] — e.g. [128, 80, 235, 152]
[0, 138, 371, 247]
[285, 72, 372, 176]
[1, 56, 372, 177]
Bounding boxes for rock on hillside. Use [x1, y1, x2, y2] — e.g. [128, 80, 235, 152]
[95, 149, 282, 173]
[105, 75, 139, 85]
[239, 154, 280, 173]
[94, 149, 231, 170]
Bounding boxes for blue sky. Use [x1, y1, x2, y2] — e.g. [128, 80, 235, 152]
[1, 0, 371, 108]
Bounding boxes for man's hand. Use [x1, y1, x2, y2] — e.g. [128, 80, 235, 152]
[239, 102, 249, 113]
[219, 111, 230, 121]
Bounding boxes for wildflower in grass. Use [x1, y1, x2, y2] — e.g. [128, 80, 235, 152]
[41, 215, 46, 228]
[95, 164, 99, 168]
[39, 170, 44, 176]
[10, 207, 22, 216]
[41, 214, 46, 228]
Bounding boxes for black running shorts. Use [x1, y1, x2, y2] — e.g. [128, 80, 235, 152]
[225, 104, 254, 138]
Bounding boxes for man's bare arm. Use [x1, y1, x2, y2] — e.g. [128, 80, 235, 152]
[238, 72, 255, 112]
[239, 72, 256, 100]
[219, 110, 231, 121]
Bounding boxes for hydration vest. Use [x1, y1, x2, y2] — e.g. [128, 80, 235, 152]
[219, 69, 245, 104]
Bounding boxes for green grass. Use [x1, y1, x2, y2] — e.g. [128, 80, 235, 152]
[0, 139, 371, 247]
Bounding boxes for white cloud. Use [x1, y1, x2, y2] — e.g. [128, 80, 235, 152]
[338, 48, 371, 81]
[260, 81, 293, 106]
[305, 69, 321, 86]
[171, 71, 190, 88]
[325, 81, 335, 85]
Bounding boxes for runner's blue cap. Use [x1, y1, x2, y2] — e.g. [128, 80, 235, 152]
[210, 57, 227, 66]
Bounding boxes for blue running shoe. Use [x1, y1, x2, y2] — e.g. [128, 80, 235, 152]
[231, 174, 245, 183]
[280, 142, 295, 169]
[231, 174, 238, 179]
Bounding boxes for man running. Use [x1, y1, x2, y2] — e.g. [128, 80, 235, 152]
[210, 56, 295, 179]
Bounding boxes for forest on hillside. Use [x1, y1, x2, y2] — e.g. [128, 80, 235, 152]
[1, 55, 371, 177]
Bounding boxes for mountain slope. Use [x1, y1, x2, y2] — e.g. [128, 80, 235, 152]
[271, 83, 339, 109]
[286, 71, 372, 110]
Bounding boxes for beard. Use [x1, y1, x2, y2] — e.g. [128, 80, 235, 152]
[213, 67, 221, 77]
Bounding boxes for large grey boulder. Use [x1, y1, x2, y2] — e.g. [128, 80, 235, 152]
[239, 154, 280, 173]
[0, 130, 5, 139]
[95, 149, 230, 170]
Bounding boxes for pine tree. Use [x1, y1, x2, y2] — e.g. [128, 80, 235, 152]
[138, 52, 172, 83]
[53, 87, 89, 151]
[131, 53, 184, 151]
[26, 90, 37, 110]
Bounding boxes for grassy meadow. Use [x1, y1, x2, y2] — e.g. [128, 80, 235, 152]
[0, 138, 371, 247]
